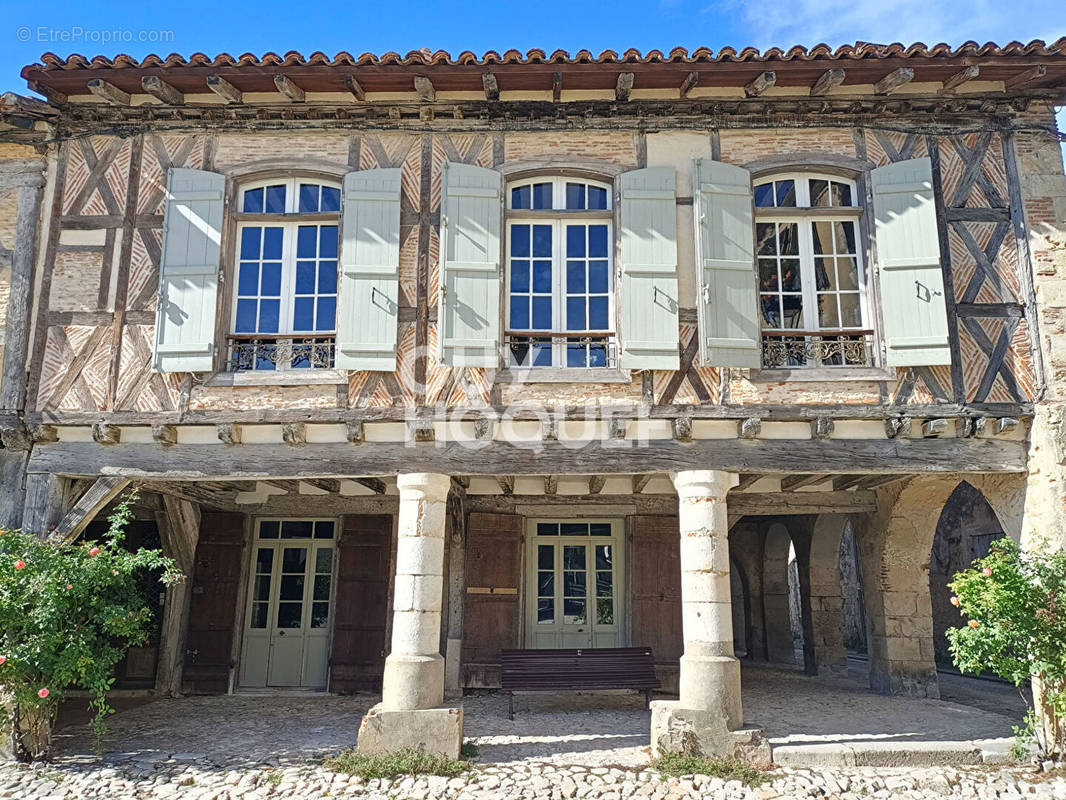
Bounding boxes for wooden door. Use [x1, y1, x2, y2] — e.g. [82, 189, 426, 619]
[631, 515, 682, 691]
[462, 512, 522, 688]
[330, 515, 392, 693]
[183, 512, 246, 694]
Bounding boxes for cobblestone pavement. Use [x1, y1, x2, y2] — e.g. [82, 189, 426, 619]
[0, 666, 1054, 799]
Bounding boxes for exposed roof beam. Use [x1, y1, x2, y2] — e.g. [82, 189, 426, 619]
[141, 76, 183, 105]
[587, 475, 606, 495]
[780, 474, 830, 491]
[482, 72, 499, 101]
[679, 71, 699, 98]
[496, 475, 515, 495]
[87, 78, 130, 106]
[873, 67, 915, 95]
[52, 477, 130, 543]
[744, 71, 776, 97]
[414, 76, 436, 101]
[344, 75, 365, 101]
[353, 477, 387, 495]
[1004, 64, 1047, 89]
[207, 75, 242, 103]
[552, 72, 563, 102]
[615, 72, 635, 101]
[855, 474, 907, 490]
[632, 474, 652, 494]
[940, 65, 980, 93]
[831, 474, 868, 491]
[734, 473, 763, 491]
[301, 478, 340, 493]
[273, 75, 305, 102]
[810, 68, 846, 96]
[544, 475, 558, 496]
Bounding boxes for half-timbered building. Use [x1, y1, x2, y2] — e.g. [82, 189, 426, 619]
[1, 39, 1065, 758]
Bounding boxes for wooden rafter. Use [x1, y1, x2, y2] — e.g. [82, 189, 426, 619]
[854, 474, 907, 490]
[1004, 64, 1047, 89]
[810, 68, 845, 96]
[679, 71, 699, 98]
[733, 473, 762, 491]
[497, 475, 515, 495]
[552, 72, 562, 102]
[587, 475, 606, 495]
[544, 475, 558, 496]
[87, 78, 130, 105]
[274, 75, 305, 101]
[414, 76, 436, 101]
[353, 477, 387, 495]
[874, 67, 915, 95]
[51, 477, 130, 543]
[482, 73, 500, 101]
[745, 71, 776, 97]
[831, 475, 868, 491]
[615, 72, 634, 101]
[941, 65, 980, 93]
[632, 474, 652, 494]
[344, 76, 366, 101]
[207, 75, 242, 103]
[142, 76, 183, 105]
[779, 474, 830, 491]
[301, 478, 341, 493]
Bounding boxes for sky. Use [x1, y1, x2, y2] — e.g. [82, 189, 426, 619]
[0, 0, 1063, 130]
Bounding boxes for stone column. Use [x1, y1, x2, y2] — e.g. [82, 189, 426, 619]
[650, 470, 769, 763]
[357, 473, 462, 757]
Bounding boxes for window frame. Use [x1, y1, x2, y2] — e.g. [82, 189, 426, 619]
[504, 176, 617, 370]
[227, 176, 342, 371]
[752, 171, 880, 372]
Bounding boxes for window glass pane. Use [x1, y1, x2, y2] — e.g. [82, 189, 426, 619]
[566, 226, 586, 257]
[758, 258, 778, 288]
[756, 223, 777, 255]
[589, 261, 609, 293]
[240, 227, 262, 259]
[243, 187, 264, 213]
[537, 523, 559, 536]
[566, 261, 585, 293]
[250, 603, 269, 628]
[258, 299, 280, 333]
[282, 521, 314, 539]
[566, 297, 586, 331]
[297, 226, 317, 258]
[760, 294, 782, 328]
[511, 225, 530, 257]
[596, 598, 614, 625]
[277, 603, 302, 628]
[588, 225, 608, 258]
[532, 261, 552, 293]
[261, 262, 282, 295]
[310, 602, 329, 628]
[834, 182, 853, 207]
[510, 260, 530, 294]
[780, 260, 802, 291]
[538, 570, 554, 595]
[316, 297, 336, 331]
[538, 599, 554, 623]
[319, 226, 338, 259]
[812, 221, 832, 255]
[567, 342, 587, 368]
[263, 227, 284, 260]
[295, 261, 316, 294]
[259, 521, 280, 539]
[299, 183, 319, 213]
[809, 179, 830, 207]
[563, 544, 585, 568]
[254, 574, 271, 602]
[315, 522, 335, 541]
[511, 185, 530, 210]
[778, 223, 799, 256]
[561, 523, 587, 536]
[753, 183, 774, 208]
[775, 180, 796, 207]
[238, 263, 259, 296]
[836, 257, 860, 291]
[815, 258, 833, 291]
[321, 186, 341, 212]
[509, 295, 530, 329]
[315, 547, 333, 574]
[563, 598, 586, 624]
[818, 295, 840, 328]
[588, 297, 608, 330]
[782, 296, 804, 328]
[280, 574, 304, 601]
[839, 293, 863, 327]
[588, 185, 608, 210]
[532, 297, 552, 329]
[835, 221, 857, 254]
[532, 225, 552, 257]
[313, 574, 331, 601]
[565, 182, 585, 210]
[538, 544, 554, 568]
[318, 261, 338, 294]
[256, 547, 274, 573]
[590, 523, 612, 538]
[282, 547, 307, 572]
[532, 182, 552, 210]
[265, 184, 287, 213]
[596, 571, 613, 597]
[293, 298, 314, 331]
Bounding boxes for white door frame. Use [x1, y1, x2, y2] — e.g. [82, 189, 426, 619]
[238, 517, 339, 690]
[523, 518, 626, 649]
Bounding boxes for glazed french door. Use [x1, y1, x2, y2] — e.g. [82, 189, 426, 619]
[525, 520, 624, 649]
[239, 519, 336, 689]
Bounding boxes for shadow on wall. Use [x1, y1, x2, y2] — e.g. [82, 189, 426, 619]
[839, 520, 867, 654]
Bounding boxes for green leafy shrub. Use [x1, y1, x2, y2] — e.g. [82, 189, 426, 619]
[652, 753, 769, 786]
[947, 538, 1066, 758]
[325, 746, 471, 779]
[0, 494, 180, 760]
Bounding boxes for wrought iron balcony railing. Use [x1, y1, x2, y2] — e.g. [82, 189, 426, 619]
[761, 330, 874, 369]
[226, 334, 336, 371]
[504, 331, 619, 369]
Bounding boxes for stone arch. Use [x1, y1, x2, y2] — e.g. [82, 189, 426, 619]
[762, 522, 800, 665]
[854, 473, 1025, 697]
[727, 521, 767, 661]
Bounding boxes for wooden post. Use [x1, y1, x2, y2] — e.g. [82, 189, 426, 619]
[50, 476, 130, 543]
[443, 487, 466, 699]
[0, 451, 29, 530]
[1, 180, 45, 412]
[21, 473, 69, 535]
[154, 495, 201, 697]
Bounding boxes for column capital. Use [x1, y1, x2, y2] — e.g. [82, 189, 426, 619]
[671, 470, 739, 499]
[396, 472, 452, 501]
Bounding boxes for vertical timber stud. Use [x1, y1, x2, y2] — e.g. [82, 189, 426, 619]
[651, 471, 769, 762]
[357, 473, 462, 758]
[154, 496, 201, 696]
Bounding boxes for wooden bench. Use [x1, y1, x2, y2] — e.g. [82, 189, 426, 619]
[499, 647, 660, 719]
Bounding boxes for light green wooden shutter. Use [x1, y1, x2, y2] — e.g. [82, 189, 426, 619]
[154, 167, 225, 372]
[694, 159, 761, 368]
[618, 167, 680, 370]
[439, 162, 502, 367]
[872, 158, 950, 367]
[336, 168, 402, 371]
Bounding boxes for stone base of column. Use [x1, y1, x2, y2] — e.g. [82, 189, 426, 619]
[869, 661, 940, 698]
[678, 654, 742, 730]
[357, 705, 463, 759]
[649, 701, 770, 765]
[381, 653, 445, 710]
